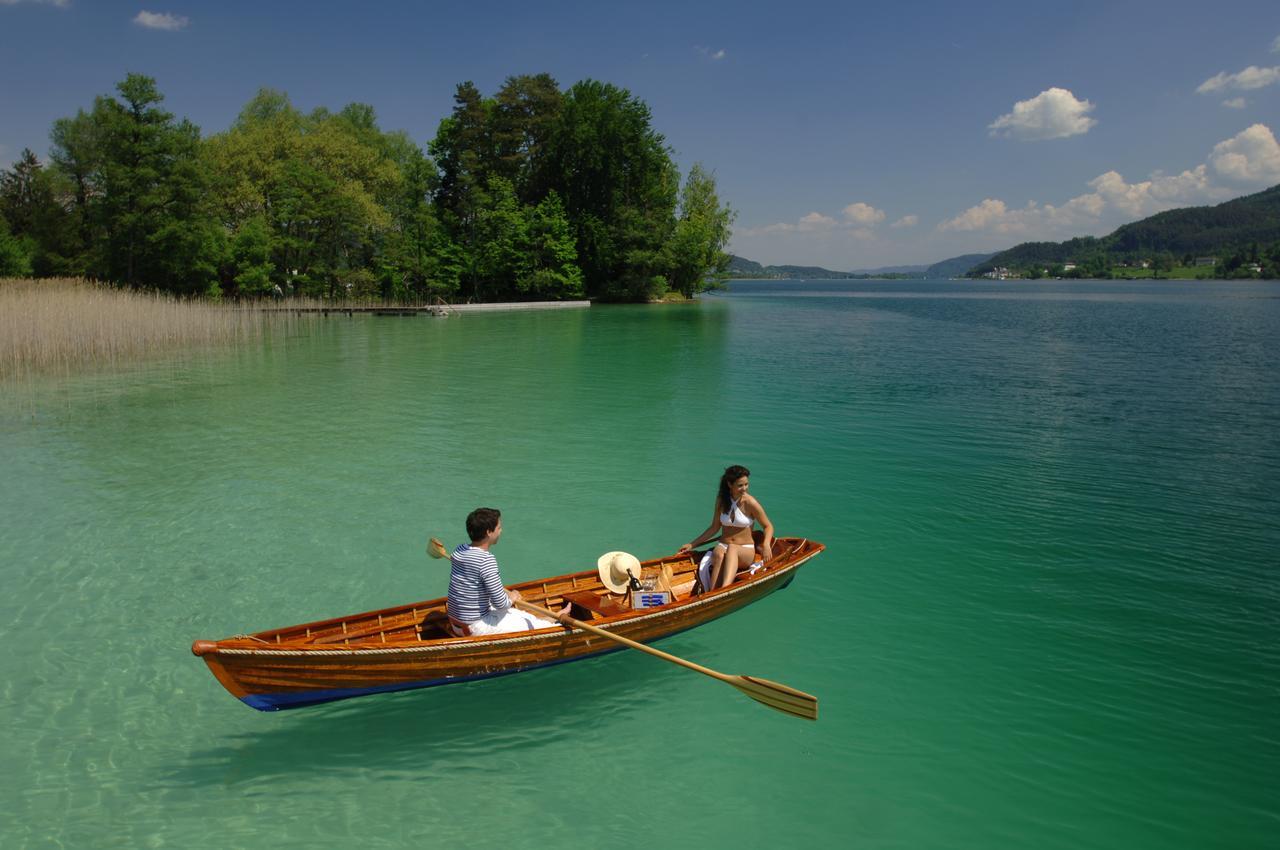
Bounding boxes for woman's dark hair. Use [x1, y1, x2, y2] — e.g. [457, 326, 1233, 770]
[466, 507, 501, 542]
[718, 465, 751, 510]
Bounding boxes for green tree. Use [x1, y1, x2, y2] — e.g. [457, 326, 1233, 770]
[0, 148, 74, 276]
[474, 176, 527, 299]
[518, 190, 582, 298]
[90, 74, 218, 291]
[492, 73, 563, 202]
[545, 80, 679, 300]
[49, 108, 103, 276]
[204, 89, 399, 298]
[0, 214, 34, 276]
[230, 215, 275, 295]
[665, 164, 735, 297]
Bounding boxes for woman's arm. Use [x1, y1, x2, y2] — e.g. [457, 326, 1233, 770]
[745, 496, 775, 561]
[678, 499, 724, 553]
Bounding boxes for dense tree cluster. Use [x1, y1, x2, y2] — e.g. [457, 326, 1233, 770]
[0, 73, 734, 301]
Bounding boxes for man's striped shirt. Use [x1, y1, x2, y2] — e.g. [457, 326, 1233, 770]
[446, 544, 510, 623]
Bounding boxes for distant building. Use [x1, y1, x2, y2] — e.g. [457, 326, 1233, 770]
[1140, 259, 1151, 269]
[1195, 257, 1218, 267]
[1063, 261, 1077, 271]
[1247, 263, 1263, 273]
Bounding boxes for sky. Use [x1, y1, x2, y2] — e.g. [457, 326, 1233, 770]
[1, 0, 1278, 270]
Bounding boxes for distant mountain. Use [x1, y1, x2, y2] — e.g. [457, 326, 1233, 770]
[726, 255, 766, 275]
[726, 255, 933, 279]
[975, 184, 1280, 275]
[726, 255, 859, 279]
[848, 264, 929, 275]
[927, 253, 997, 278]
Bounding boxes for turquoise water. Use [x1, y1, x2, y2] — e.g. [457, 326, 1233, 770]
[2, 280, 1277, 849]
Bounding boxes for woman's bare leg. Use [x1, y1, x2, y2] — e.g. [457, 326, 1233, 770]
[718, 545, 750, 588]
[709, 544, 727, 588]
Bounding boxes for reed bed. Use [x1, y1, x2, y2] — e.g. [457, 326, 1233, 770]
[0, 278, 297, 380]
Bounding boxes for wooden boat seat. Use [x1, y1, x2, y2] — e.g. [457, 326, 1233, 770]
[418, 610, 453, 639]
[562, 590, 628, 619]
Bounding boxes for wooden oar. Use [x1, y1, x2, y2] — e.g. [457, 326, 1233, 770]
[428, 536, 817, 720]
[513, 598, 818, 721]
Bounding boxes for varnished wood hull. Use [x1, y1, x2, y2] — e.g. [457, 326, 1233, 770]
[192, 537, 824, 711]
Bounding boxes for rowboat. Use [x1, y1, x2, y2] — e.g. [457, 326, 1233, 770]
[192, 536, 824, 712]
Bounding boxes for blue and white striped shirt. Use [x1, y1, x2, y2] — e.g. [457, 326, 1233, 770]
[446, 544, 510, 623]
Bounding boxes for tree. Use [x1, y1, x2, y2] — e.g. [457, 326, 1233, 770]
[474, 177, 527, 299]
[0, 149, 72, 276]
[49, 108, 103, 276]
[204, 89, 399, 298]
[665, 164, 734, 297]
[93, 74, 217, 291]
[0, 214, 34, 276]
[544, 80, 679, 300]
[230, 215, 275, 295]
[45, 74, 220, 292]
[518, 190, 582, 298]
[492, 73, 563, 202]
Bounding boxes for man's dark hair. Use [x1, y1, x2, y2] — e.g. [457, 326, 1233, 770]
[466, 507, 501, 543]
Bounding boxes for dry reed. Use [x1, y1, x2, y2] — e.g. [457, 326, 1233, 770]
[0, 278, 291, 380]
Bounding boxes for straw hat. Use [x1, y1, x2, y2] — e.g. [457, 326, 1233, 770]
[597, 551, 642, 594]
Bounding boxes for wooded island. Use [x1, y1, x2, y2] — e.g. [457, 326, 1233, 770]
[0, 73, 734, 303]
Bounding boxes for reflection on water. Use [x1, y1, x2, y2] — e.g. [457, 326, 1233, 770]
[165, 651, 671, 789]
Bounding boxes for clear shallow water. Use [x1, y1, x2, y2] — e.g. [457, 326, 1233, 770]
[2, 279, 1277, 849]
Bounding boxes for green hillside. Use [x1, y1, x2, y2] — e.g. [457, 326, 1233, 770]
[927, 253, 996, 277]
[973, 185, 1280, 278]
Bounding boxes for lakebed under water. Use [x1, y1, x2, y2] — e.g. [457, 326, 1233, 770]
[1, 280, 1277, 849]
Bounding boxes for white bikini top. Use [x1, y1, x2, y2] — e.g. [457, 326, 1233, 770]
[720, 498, 753, 529]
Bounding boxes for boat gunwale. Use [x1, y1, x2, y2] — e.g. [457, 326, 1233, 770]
[201, 538, 823, 657]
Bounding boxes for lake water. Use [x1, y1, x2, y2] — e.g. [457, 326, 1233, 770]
[1, 279, 1277, 849]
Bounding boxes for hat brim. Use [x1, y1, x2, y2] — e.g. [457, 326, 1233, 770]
[597, 551, 642, 594]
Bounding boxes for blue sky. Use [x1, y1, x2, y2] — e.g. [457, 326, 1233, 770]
[2, 0, 1278, 268]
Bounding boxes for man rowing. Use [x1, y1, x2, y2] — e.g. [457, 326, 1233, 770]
[445, 507, 570, 636]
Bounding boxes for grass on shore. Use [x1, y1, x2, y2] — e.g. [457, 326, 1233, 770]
[0, 277, 299, 380]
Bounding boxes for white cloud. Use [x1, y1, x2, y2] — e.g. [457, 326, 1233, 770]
[133, 10, 189, 30]
[712, 49, 725, 60]
[1222, 97, 1247, 109]
[1196, 66, 1280, 94]
[1210, 123, 1280, 184]
[939, 199, 1013, 232]
[988, 87, 1096, 141]
[797, 212, 836, 231]
[891, 215, 918, 228]
[842, 202, 885, 225]
[1272, 34, 1280, 53]
[942, 124, 1280, 239]
[1087, 167, 1215, 216]
[939, 164, 1223, 236]
[695, 45, 726, 61]
[742, 209, 886, 238]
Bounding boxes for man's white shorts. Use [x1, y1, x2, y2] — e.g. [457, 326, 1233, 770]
[465, 607, 559, 636]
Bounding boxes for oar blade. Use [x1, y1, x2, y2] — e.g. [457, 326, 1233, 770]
[733, 675, 819, 721]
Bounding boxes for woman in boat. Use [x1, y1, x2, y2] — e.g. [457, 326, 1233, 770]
[678, 465, 775, 589]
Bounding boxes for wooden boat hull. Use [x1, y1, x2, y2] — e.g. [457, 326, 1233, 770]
[192, 537, 824, 711]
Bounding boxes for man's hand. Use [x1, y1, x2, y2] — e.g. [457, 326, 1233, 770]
[508, 588, 524, 604]
[677, 543, 693, 554]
